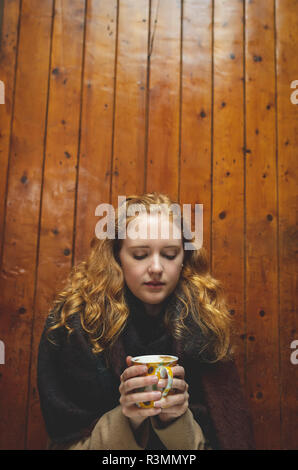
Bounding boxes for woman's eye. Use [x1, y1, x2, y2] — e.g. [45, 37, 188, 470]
[133, 254, 176, 260]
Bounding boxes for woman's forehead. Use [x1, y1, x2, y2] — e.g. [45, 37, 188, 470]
[123, 212, 182, 247]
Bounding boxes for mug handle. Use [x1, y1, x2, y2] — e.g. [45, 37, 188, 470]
[155, 365, 173, 397]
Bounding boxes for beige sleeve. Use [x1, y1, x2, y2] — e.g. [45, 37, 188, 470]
[59, 405, 150, 450]
[150, 408, 210, 450]
[48, 406, 212, 451]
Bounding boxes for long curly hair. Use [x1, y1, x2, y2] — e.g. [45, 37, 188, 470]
[46, 192, 233, 363]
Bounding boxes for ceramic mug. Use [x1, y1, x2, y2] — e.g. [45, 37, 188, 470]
[131, 354, 178, 408]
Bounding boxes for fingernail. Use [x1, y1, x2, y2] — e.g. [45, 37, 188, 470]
[154, 401, 161, 407]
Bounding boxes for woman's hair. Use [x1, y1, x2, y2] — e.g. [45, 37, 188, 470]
[46, 192, 233, 363]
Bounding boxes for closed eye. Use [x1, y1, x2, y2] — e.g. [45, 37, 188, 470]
[133, 254, 176, 260]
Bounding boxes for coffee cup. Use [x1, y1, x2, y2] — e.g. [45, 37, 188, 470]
[131, 354, 178, 408]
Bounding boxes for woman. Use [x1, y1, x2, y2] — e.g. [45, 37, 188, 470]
[37, 192, 255, 450]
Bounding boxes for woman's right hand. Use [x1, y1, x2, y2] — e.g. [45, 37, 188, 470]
[119, 356, 163, 430]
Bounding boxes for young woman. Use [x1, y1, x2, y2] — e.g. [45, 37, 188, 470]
[37, 192, 255, 450]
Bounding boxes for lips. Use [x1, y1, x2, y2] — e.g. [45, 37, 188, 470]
[145, 282, 165, 286]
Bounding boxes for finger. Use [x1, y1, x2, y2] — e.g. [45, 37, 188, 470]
[157, 378, 188, 392]
[154, 391, 189, 409]
[158, 402, 189, 416]
[122, 404, 162, 418]
[156, 363, 182, 380]
[120, 374, 158, 394]
[154, 365, 185, 386]
[122, 389, 162, 407]
[171, 365, 185, 379]
[126, 356, 133, 367]
[120, 364, 148, 383]
[157, 377, 185, 389]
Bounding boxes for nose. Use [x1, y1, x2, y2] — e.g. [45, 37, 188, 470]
[148, 256, 163, 273]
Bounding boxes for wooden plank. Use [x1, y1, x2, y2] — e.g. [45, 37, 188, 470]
[74, 0, 117, 264]
[111, 0, 149, 206]
[0, 0, 53, 450]
[212, 0, 246, 385]
[245, 0, 280, 449]
[146, 0, 181, 199]
[26, 0, 85, 449]
[276, 0, 298, 451]
[0, 2, 4, 47]
[0, 0, 20, 267]
[180, 0, 212, 260]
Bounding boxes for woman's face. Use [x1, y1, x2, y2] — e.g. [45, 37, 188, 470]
[118, 212, 184, 315]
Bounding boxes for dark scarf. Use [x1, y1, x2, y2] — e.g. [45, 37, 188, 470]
[37, 286, 255, 450]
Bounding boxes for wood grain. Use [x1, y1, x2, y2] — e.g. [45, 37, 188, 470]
[276, 0, 298, 451]
[111, 0, 149, 206]
[74, 0, 117, 264]
[146, 0, 181, 199]
[0, 0, 20, 259]
[25, 0, 85, 449]
[0, 0, 296, 450]
[0, 0, 53, 450]
[212, 0, 246, 386]
[180, 0, 212, 260]
[245, 0, 280, 449]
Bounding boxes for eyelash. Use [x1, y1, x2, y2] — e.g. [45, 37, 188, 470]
[133, 254, 176, 260]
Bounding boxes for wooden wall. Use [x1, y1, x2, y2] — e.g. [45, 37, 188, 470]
[0, 0, 297, 450]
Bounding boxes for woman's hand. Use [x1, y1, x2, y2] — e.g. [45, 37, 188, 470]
[119, 356, 163, 430]
[154, 364, 189, 424]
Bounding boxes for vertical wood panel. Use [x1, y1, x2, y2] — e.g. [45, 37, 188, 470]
[0, 0, 20, 258]
[111, 0, 149, 204]
[245, 0, 280, 449]
[180, 0, 212, 259]
[212, 0, 246, 386]
[74, 0, 117, 264]
[26, 0, 85, 449]
[276, 0, 298, 451]
[146, 0, 181, 199]
[0, 0, 53, 450]
[0, 0, 296, 451]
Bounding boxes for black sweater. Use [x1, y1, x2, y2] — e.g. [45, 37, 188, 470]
[37, 286, 255, 449]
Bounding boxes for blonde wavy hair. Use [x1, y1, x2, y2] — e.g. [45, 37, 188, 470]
[46, 192, 233, 363]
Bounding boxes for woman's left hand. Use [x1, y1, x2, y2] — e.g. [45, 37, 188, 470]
[154, 365, 189, 424]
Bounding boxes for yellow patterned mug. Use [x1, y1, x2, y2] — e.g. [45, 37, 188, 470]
[131, 354, 178, 408]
